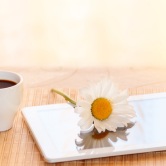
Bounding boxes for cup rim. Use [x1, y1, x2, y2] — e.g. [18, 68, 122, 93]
[0, 70, 23, 90]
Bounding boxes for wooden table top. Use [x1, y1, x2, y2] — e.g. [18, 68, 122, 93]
[1, 67, 166, 166]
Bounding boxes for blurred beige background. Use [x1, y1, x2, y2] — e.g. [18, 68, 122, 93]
[0, 0, 166, 68]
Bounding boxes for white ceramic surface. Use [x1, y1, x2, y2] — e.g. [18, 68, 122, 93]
[22, 92, 166, 163]
[0, 71, 23, 131]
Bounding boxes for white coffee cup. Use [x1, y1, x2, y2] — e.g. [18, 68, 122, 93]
[0, 71, 23, 132]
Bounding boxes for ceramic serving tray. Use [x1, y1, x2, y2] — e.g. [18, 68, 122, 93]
[22, 92, 166, 163]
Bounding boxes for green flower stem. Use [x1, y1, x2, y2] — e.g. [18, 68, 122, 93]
[51, 89, 76, 106]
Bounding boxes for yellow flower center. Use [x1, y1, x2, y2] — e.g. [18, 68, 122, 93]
[91, 98, 112, 120]
[92, 130, 109, 139]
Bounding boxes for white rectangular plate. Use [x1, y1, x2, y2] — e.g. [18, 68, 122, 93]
[22, 92, 166, 163]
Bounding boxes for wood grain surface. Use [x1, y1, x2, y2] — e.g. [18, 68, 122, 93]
[0, 67, 166, 166]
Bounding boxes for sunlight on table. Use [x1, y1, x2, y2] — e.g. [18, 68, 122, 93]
[0, 0, 166, 68]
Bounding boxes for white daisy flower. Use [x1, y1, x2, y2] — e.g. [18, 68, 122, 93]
[75, 78, 136, 133]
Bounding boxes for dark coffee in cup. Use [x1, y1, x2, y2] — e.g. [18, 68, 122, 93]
[0, 80, 17, 89]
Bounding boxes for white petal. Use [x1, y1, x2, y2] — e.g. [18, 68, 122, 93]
[78, 114, 93, 129]
[111, 90, 128, 103]
[112, 106, 136, 117]
[99, 79, 113, 97]
[112, 111, 136, 117]
[75, 106, 84, 114]
[109, 116, 131, 127]
[78, 120, 93, 130]
[112, 108, 136, 115]
[93, 119, 107, 133]
[79, 109, 92, 118]
[107, 83, 119, 98]
[113, 104, 134, 112]
[77, 100, 91, 110]
[102, 119, 118, 132]
[79, 89, 94, 102]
